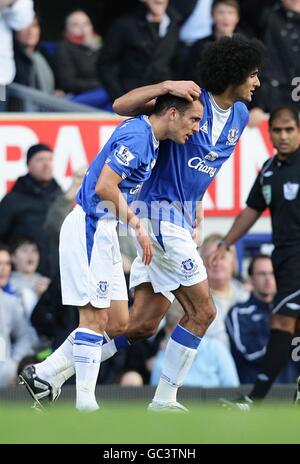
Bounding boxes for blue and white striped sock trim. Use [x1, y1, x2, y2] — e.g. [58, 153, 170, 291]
[171, 324, 201, 349]
[74, 331, 103, 346]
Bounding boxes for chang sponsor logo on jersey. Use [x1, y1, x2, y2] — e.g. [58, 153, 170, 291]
[114, 145, 135, 166]
[188, 157, 217, 177]
[226, 128, 239, 146]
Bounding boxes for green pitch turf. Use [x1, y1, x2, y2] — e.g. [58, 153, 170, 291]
[0, 402, 299, 444]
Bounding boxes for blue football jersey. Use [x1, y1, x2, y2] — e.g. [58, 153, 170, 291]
[77, 115, 159, 218]
[137, 89, 249, 232]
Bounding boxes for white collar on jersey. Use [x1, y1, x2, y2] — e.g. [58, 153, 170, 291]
[208, 92, 232, 115]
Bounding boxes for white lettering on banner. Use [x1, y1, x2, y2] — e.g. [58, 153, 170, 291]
[0, 126, 38, 198]
[53, 126, 89, 190]
[0, 118, 272, 216]
[100, 126, 116, 150]
[215, 153, 234, 209]
[240, 127, 270, 206]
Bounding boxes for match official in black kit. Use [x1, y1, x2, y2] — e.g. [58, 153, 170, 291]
[210, 105, 300, 407]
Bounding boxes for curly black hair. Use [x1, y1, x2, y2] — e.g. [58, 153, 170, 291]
[198, 34, 265, 95]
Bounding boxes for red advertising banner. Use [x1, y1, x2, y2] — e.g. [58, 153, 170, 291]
[0, 115, 274, 216]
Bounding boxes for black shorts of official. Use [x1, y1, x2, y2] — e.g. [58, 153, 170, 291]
[272, 247, 300, 318]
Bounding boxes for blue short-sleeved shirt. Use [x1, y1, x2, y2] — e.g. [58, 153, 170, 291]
[77, 115, 159, 218]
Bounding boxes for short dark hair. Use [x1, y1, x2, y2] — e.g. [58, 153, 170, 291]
[248, 254, 271, 276]
[198, 34, 265, 94]
[269, 105, 300, 128]
[10, 236, 39, 254]
[153, 94, 203, 115]
[26, 143, 52, 165]
[212, 0, 240, 15]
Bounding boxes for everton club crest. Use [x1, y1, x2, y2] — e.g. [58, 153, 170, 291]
[181, 259, 199, 278]
[97, 281, 109, 298]
[226, 128, 239, 146]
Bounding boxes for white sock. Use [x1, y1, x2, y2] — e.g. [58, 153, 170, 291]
[73, 328, 103, 411]
[35, 330, 76, 386]
[55, 366, 75, 389]
[101, 340, 117, 361]
[101, 334, 130, 361]
[153, 324, 201, 404]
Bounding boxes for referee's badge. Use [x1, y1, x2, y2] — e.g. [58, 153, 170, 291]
[283, 182, 299, 201]
[262, 185, 272, 205]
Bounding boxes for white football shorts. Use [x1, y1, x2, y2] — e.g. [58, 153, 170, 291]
[130, 219, 207, 302]
[60, 205, 128, 308]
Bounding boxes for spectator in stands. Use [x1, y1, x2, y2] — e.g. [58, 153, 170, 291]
[0, 143, 62, 277]
[201, 234, 249, 347]
[250, 0, 300, 123]
[172, 0, 213, 79]
[186, 0, 241, 80]
[10, 237, 50, 318]
[225, 254, 276, 383]
[177, 0, 213, 44]
[30, 271, 78, 350]
[0, 243, 36, 387]
[0, 0, 34, 110]
[97, 0, 180, 100]
[44, 165, 86, 247]
[238, 0, 277, 39]
[13, 15, 58, 97]
[56, 10, 111, 111]
[119, 371, 144, 386]
[151, 300, 239, 387]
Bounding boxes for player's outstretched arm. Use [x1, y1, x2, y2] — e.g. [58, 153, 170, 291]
[113, 80, 201, 117]
[208, 206, 261, 266]
[95, 165, 153, 265]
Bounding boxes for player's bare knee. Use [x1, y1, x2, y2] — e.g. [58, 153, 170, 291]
[127, 319, 157, 341]
[188, 298, 216, 330]
[203, 300, 217, 325]
[79, 307, 108, 333]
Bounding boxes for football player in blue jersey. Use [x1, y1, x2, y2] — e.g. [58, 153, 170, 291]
[19, 91, 203, 412]
[98, 34, 265, 412]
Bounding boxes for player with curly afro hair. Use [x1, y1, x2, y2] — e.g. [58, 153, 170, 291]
[198, 34, 265, 97]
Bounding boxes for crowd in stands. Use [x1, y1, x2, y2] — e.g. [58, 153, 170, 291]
[1, 0, 300, 388]
[1, 0, 300, 116]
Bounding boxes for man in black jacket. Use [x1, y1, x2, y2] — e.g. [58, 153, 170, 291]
[98, 0, 180, 100]
[0, 143, 62, 277]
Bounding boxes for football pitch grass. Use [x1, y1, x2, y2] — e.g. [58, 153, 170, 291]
[0, 401, 299, 444]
